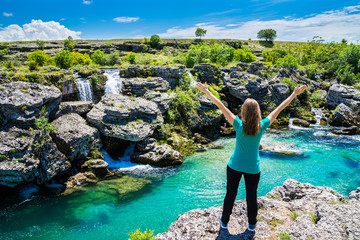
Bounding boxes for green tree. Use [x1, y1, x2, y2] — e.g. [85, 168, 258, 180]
[257, 29, 277, 42]
[195, 28, 207, 40]
[28, 50, 53, 69]
[64, 36, 74, 51]
[35, 40, 45, 50]
[150, 35, 162, 49]
[55, 50, 73, 69]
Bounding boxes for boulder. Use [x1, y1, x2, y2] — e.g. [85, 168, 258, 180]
[0, 81, 62, 127]
[50, 113, 99, 161]
[325, 84, 360, 110]
[54, 101, 94, 119]
[329, 103, 360, 127]
[260, 142, 305, 157]
[64, 172, 97, 190]
[86, 93, 163, 142]
[292, 118, 310, 127]
[247, 62, 266, 76]
[143, 91, 171, 113]
[332, 126, 360, 135]
[349, 187, 360, 200]
[122, 77, 169, 96]
[271, 84, 290, 105]
[131, 138, 183, 166]
[81, 159, 109, 177]
[0, 127, 70, 188]
[157, 179, 359, 240]
[193, 64, 224, 85]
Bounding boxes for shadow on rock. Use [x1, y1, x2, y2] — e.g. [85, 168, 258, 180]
[216, 228, 255, 240]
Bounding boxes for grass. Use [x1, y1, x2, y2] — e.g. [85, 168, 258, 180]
[290, 211, 299, 220]
[279, 232, 291, 240]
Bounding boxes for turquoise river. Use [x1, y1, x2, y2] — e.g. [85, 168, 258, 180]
[0, 123, 359, 240]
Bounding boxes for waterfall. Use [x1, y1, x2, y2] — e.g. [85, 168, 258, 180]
[104, 69, 123, 94]
[75, 78, 94, 102]
[187, 69, 197, 87]
[101, 143, 137, 169]
[312, 107, 326, 125]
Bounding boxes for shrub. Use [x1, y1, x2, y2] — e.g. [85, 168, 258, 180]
[280, 78, 296, 92]
[276, 54, 299, 69]
[64, 36, 74, 51]
[106, 40, 112, 46]
[91, 50, 106, 65]
[128, 228, 157, 240]
[35, 40, 45, 50]
[123, 52, 137, 64]
[185, 54, 196, 68]
[28, 50, 52, 67]
[104, 51, 121, 65]
[28, 72, 40, 83]
[234, 49, 256, 63]
[209, 43, 234, 66]
[13, 73, 26, 81]
[55, 50, 73, 69]
[28, 60, 40, 71]
[279, 232, 291, 240]
[150, 35, 162, 49]
[178, 73, 192, 91]
[310, 90, 323, 108]
[4, 60, 14, 69]
[290, 211, 299, 220]
[143, 45, 148, 52]
[336, 64, 356, 85]
[261, 49, 287, 64]
[70, 52, 92, 65]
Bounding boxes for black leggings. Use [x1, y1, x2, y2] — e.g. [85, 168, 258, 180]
[221, 165, 261, 225]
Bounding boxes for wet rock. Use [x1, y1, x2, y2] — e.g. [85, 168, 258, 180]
[157, 179, 359, 240]
[206, 143, 224, 149]
[320, 117, 328, 126]
[260, 142, 305, 157]
[0, 81, 62, 127]
[64, 172, 97, 189]
[54, 101, 94, 119]
[194, 133, 211, 144]
[50, 113, 99, 161]
[329, 103, 360, 127]
[81, 159, 109, 177]
[292, 118, 310, 127]
[193, 64, 224, 85]
[331, 126, 360, 135]
[86, 93, 163, 142]
[325, 84, 360, 110]
[131, 138, 183, 166]
[122, 77, 169, 96]
[220, 126, 236, 136]
[0, 127, 70, 188]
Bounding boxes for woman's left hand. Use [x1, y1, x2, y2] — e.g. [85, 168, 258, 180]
[196, 82, 209, 94]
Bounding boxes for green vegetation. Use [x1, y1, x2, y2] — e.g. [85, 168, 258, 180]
[279, 232, 291, 240]
[55, 50, 73, 69]
[28, 50, 53, 69]
[234, 49, 256, 63]
[195, 28, 207, 40]
[92, 50, 121, 66]
[128, 228, 157, 240]
[64, 36, 74, 51]
[257, 29, 277, 42]
[150, 35, 162, 49]
[310, 213, 319, 224]
[35, 40, 45, 50]
[123, 52, 137, 64]
[290, 211, 299, 220]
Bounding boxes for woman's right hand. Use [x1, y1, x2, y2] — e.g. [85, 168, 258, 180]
[293, 84, 307, 96]
[196, 82, 209, 94]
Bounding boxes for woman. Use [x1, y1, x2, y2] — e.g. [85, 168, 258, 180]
[196, 81, 307, 232]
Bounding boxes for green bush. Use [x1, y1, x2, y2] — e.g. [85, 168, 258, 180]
[279, 232, 291, 240]
[310, 90, 323, 108]
[280, 78, 296, 92]
[28, 50, 53, 67]
[91, 50, 106, 65]
[123, 52, 137, 64]
[106, 40, 112, 46]
[28, 72, 40, 83]
[70, 52, 92, 65]
[105, 51, 121, 65]
[185, 54, 196, 68]
[234, 49, 256, 63]
[28, 60, 40, 71]
[35, 40, 45, 50]
[4, 60, 14, 69]
[64, 36, 74, 51]
[276, 54, 299, 69]
[143, 45, 148, 52]
[55, 50, 73, 69]
[150, 35, 162, 49]
[209, 43, 234, 66]
[128, 228, 157, 240]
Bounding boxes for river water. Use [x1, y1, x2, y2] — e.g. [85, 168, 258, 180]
[0, 123, 359, 240]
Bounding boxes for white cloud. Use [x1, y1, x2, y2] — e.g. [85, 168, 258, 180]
[3, 12, 13, 17]
[80, 17, 86, 20]
[113, 17, 139, 23]
[83, 0, 92, 4]
[158, 4, 360, 42]
[60, 18, 66, 21]
[0, 19, 81, 42]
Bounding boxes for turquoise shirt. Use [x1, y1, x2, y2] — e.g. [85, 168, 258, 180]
[228, 117, 270, 174]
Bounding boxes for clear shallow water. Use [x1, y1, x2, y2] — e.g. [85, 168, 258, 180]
[0, 125, 360, 240]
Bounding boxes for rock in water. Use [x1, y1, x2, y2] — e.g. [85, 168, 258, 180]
[156, 179, 360, 240]
[51, 113, 99, 161]
[329, 103, 360, 127]
[292, 118, 310, 127]
[0, 127, 70, 188]
[325, 84, 360, 110]
[86, 93, 163, 141]
[0, 81, 62, 127]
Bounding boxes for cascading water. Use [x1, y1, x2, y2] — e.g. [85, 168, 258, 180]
[75, 78, 94, 102]
[104, 69, 123, 94]
[187, 69, 197, 87]
[312, 107, 327, 125]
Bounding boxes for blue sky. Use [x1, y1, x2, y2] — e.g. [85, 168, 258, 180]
[1, 0, 360, 42]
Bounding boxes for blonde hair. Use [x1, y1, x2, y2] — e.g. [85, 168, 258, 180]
[240, 98, 261, 136]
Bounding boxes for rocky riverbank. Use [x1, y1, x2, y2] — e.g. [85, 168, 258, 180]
[156, 179, 360, 240]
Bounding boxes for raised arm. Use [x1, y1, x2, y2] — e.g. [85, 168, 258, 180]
[196, 82, 236, 125]
[267, 84, 307, 125]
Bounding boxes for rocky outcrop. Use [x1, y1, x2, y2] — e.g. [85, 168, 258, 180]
[81, 159, 109, 177]
[157, 179, 360, 240]
[292, 118, 310, 127]
[50, 113, 99, 161]
[325, 84, 360, 110]
[260, 142, 305, 157]
[0, 81, 62, 127]
[0, 127, 70, 188]
[54, 101, 94, 119]
[122, 77, 169, 96]
[331, 126, 360, 135]
[143, 91, 171, 113]
[120, 65, 186, 88]
[193, 64, 224, 85]
[131, 138, 183, 166]
[329, 103, 360, 127]
[270, 84, 290, 105]
[86, 93, 163, 142]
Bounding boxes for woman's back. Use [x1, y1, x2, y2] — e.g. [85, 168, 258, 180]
[227, 117, 270, 174]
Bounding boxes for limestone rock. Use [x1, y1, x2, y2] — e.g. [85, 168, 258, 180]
[131, 138, 183, 166]
[332, 126, 360, 135]
[143, 91, 171, 113]
[260, 142, 305, 157]
[54, 101, 94, 119]
[51, 113, 99, 161]
[349, 187, 360, 200]
[193, 64, 224, 85]
[329, 103, 360, 127]
[81, 159, 109, 177]
[122, 77, 169, 96]
[292, 118, 310, 127]
[0, 81, 62, 127]
[325, 84, 360, 110]
[86, 93, 163, 142]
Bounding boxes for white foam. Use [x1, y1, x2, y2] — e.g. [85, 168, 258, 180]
[104, 69, 123, 94]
